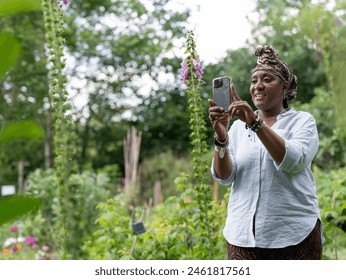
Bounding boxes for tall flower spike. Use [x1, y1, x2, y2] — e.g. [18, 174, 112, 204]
[179, 31, 216, 258]
[180, 32, 203, 84]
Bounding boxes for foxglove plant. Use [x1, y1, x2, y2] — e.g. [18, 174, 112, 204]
[179, 31, 218, 258]
[41, 0, 78, 259]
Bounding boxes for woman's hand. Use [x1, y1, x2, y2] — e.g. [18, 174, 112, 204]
[207, 100, 230, 141]
[228, 84, 256, 125]
[208, 84, 234, 180]
[208, 84, 256, 140]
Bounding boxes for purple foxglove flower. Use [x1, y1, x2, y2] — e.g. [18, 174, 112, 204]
[181, 59, 189, 83]
[193, 59, 203, 78]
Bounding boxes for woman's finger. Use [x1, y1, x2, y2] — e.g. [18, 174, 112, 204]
[208, 99, 216, 107]
[230, 83, 242, 102]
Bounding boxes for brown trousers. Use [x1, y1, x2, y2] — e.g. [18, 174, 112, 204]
[227, 219, 322, 260]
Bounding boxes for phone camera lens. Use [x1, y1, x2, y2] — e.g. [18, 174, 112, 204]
[214, 78, 223, 88]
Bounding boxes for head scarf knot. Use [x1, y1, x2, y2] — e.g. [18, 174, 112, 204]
[252, 45, 297, 102]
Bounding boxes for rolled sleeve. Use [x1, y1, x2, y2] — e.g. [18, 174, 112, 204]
[275, 114, 319, 173]
[210, 154, 236, 186]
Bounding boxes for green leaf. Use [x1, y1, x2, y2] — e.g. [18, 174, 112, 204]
[0, 195, 41, 225]
[0, 32, 21, 77]
[0, 0, 41, 16]
[0, 119, 44, 142]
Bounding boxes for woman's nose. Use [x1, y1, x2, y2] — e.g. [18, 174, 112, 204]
[254, 81, 264, 90]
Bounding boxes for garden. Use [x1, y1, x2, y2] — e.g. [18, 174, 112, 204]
[0, 0, 346, 260]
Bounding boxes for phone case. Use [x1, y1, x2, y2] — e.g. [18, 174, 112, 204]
[212, 76, 231, 111]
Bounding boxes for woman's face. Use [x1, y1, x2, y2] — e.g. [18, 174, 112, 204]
[250, 70, 287, 112]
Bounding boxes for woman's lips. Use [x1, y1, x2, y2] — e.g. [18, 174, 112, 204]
[255, 94, 265, 100]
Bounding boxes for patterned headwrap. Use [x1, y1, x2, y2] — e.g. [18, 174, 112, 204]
[252, 45, 297, 102]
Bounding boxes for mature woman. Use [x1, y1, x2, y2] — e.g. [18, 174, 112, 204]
[208, 45, 323, 260]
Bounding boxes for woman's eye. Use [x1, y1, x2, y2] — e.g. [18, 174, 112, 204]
[251, 79, 257, 84]
[264, 77, 271, 82]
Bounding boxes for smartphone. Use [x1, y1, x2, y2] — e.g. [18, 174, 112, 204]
[212, 76, 232, 111]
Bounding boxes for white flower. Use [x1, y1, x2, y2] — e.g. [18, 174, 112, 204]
[3, 237, 17, 248]
[17, 236, 25, 243]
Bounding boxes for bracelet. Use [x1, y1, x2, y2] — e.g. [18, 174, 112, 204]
[214, 133, 229, 147]
[245, 115, 266, 133]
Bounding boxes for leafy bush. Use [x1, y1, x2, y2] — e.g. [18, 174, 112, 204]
[315, 166, 346, 259]
[25, 168, 118, 259]
[139, 150, 193, 202]
[84, 181, 228, 260]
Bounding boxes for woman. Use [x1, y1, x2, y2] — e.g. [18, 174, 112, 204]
[208, 45, 323, 260]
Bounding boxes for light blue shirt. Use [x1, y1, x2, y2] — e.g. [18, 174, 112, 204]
[211, 108, 322, 248]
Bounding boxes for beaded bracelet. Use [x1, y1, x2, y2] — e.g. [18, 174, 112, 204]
[245, 115, 265, 133]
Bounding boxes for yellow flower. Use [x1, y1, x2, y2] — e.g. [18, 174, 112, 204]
[2, 248, 10, 255]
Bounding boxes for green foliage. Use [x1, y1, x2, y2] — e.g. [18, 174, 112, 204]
[139, 150, 193, 202]
[0, 119, 44, 142]
[0, 196, 40, 226]
[26, 168, 116, 258]
[295, 88, 346, 169]
[0, 0, 44, 228]
[84, 31, 226, 260]
[0, 0, 48, 185]
[62, 0, 191, 170]
[84, 189, 227, 260]
[135, 88, 192, 158]
[314, 166, 346, 259]
[297, 1, 346, 138]
[83, 194, 136, 260]
[0, 32, 21, 77]
[0, 0, 41, 17]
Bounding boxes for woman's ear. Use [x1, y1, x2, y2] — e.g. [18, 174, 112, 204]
[282, 81, 289, 91]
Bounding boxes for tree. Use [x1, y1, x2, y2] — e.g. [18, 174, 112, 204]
[297, 0, 346, 140]
[0, 5, 49, 185]
[62, 0, 191, 171]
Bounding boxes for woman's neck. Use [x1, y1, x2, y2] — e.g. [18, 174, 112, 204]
[258, 107, 286, 121]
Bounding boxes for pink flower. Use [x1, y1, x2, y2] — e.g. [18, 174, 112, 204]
[22, 247, 29, 251]
[10, 226, 18, 233]
[181, 59, 189, 83]
[62, 0, 69, 5]
[181, 58, 203, 84]
[42, 245, 50, 251]
[25, 236, 37, 245]
[193, 59, 203, 78]
[32, 244, 39, 250]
